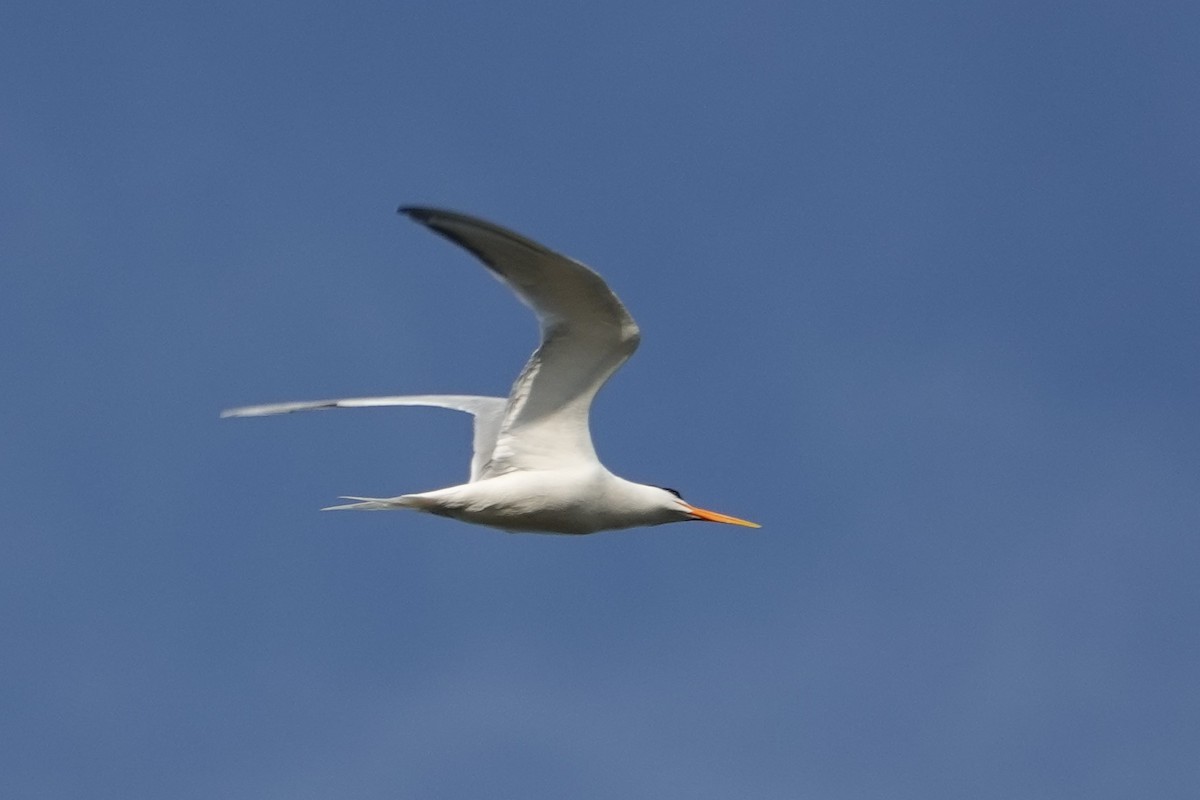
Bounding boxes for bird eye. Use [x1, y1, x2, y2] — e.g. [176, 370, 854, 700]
[660, 487, 682, 499]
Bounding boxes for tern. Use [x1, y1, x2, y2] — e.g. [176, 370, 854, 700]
[222, 207, 759, 534]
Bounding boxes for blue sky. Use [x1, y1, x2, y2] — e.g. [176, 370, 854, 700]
[3, 1, 1198, 797]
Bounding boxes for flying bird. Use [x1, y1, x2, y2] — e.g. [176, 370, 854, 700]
[222, 207, 759, 534]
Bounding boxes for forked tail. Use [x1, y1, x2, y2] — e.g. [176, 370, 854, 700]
[321, 495, 420, 512]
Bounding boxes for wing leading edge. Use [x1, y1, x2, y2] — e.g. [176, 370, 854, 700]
[221, 394, 507, 482]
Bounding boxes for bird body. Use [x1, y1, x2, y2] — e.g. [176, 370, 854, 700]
[223, 207, 758, 534]
[330, 467, 689, 535]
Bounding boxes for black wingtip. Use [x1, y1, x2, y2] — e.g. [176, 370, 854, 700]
[405, 206, 456, 225]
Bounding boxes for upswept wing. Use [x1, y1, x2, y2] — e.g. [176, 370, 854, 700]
[221, 395, 507, 482]
[401, 207, 640, 475]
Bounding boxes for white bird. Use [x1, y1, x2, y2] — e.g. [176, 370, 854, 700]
[222, 207, 759, 534]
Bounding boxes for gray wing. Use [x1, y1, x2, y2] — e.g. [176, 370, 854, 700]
[400, 207, 640, 475]
[221, 394, 507, 482]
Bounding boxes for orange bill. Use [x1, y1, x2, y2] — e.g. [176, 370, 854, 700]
[686, 505, 761, 528]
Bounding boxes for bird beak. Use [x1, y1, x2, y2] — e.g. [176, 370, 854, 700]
[686, 504, 761, 528]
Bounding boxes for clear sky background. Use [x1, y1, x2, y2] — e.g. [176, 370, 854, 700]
[3, 2, 1198, 798]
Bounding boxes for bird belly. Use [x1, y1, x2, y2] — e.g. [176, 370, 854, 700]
[415, 471, 631, 535]
[448, 496, 607, 535]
